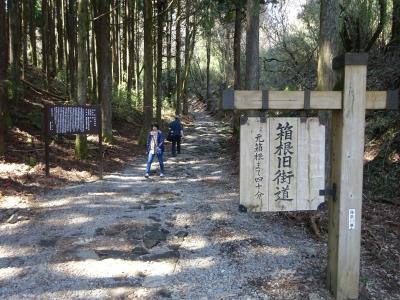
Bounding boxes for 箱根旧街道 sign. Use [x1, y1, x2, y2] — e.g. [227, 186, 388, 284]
[240, 117, 325, 212]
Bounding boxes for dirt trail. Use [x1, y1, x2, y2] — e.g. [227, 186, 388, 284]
[0, 111, 333, 299]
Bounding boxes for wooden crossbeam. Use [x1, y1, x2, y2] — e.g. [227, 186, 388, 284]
[223, 90, 399, 110]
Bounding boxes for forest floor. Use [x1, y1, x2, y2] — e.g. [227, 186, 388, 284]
[0, 105, 399, 299]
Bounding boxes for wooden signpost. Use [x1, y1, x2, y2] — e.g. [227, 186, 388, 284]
[223, 53, 399, 300]
[44, 105, 103, 179]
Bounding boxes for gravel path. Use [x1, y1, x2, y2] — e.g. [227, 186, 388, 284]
[0, 112, 333, 299]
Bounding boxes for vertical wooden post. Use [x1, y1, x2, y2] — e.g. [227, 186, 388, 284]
[44, 105, 50, 177]
[328, 53, 367, 299]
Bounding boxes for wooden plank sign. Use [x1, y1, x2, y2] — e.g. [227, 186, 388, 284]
[240, 117, 325, 212]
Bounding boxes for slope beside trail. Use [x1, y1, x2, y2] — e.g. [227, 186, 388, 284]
[0, 111, 333, 299]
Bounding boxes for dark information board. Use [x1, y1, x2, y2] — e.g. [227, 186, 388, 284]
[47, 106, 99, 135]
[44, 105, 103, 178]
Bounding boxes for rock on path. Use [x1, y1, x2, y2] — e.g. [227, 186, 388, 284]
[0, 112, 333, 299]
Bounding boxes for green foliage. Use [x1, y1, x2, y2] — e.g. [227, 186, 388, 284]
[112, 83, 142, 122]
[340, 0, 388, 51]
[364, 112, 400, 200]
[28, 156, 37, 167]
[27, 110, 42, 130]
[261, 3, 319, 90]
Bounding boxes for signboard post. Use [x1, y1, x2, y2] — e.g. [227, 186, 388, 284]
[223, 53, 399, 300]
[43, 105, 103, 179]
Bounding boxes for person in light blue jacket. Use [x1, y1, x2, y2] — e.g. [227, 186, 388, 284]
[145, 123, 165, 178]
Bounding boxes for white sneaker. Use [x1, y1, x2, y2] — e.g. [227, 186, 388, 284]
[160, 173, 164, 177]
[145, 173, 149, 178]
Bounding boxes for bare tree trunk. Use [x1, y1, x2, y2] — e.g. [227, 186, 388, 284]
[142, 0, 153, 142]
[22, 1, 28, 78]
[391, 0, 400, 46]
[48, 0, 56, 77]
[127, 0, 135, 103]
[234, 4, 242, 90]
[41, 0, 49, 80]
[156, 0, 165, 124]
[244, 0, 259, 90]
[317, 0, 341, 91]
[0, 0, 8, 156]
[175, 0, 182, 115]
[112, 0, 120, 87]
[9, 0, 22, 101]
[317, 0, 341, 209]
[90, 20, 97, 101]
[56, 0, 64, 70]
[66, 0, 77, 99]
[233, 2, 243, 136]
[122, 0, 128, 80]
[166, 6, 173, 103]
[206, 30, 211, 110]
[75, 0, 89, 159]
[28, 0, 37, 66]
[182, 1, 190, 115]
[93, 0, 113, 142]
[135, 4, 141, 105]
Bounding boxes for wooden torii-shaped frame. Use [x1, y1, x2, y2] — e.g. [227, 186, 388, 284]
[222, 53, 399, 300]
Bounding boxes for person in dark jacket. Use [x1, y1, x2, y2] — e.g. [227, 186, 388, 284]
[145, 123, 165, 178]
[168, 115, 184, 157]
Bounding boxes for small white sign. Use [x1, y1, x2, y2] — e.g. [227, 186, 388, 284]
[349, 209, 356, 230]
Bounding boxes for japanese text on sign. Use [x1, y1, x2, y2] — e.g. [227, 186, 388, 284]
[272, 122, 295, 202]
[254, 130, 265, 203]
[47, 106, 99, 135]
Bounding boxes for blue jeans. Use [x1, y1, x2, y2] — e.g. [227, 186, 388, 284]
[145, 152, 164, 174]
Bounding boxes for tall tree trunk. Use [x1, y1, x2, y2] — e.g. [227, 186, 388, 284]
[127, 0, 135, 103]
[48, 0, 56, 77]
[206, 30, 211, 110]
[233, 2, 243, 136]
[0, 0, 8, 156]
[175, 0, 182, 115]
[234, 3, 242, 90]
[156, 0, 165, 124]
[9, 0, 22, 101]
[75, 0, 89, 159]
[142, 0, 153, 142]
[22, 1, 28, 78]
[122, 0, 128, 80]
[166, 6, 173, 103]
[66, 0, 77, 99]
[93, 0, 113, 142]
[182, 1, 190, 115]
[182, 19, 197, 115]
[391, 0, 400, 46]
[317, 0, 341, 198]
[90, 20, 97, 101]
[56, 0, 64, 70]
[134, 3, 141, 105]
[41, 0, 49, 81]
[63, 0, 69, 93]
[244, 0, 259, 90]
[111, 0, 119, 86]
[112, 0, 119, 87]
[317, 0, 341, 91]
[28, 0, 37, 66]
